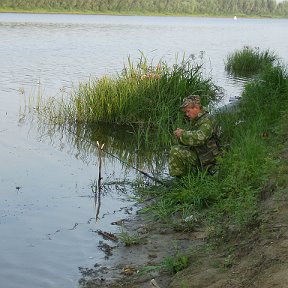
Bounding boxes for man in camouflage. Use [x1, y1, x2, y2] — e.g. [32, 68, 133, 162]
[168, 95, 220, 177]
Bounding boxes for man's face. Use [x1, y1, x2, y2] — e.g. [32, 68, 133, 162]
[183, 105, 201, 120]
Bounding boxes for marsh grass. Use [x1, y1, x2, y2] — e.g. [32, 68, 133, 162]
[23, 54, 222, 179]
[33, 54, 222, 148]
[138, 62, 288, 232]
[225, 46, 278, 77]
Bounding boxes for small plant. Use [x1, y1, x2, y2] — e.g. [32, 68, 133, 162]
[118, 229, 144, 246]
[162, 254, 190, 274]
[225, 46, 277, 77]
[223, 254, 235, 268]
[139, 254, 190, 276]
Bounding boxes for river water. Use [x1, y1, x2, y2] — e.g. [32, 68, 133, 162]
[0, 13, 288, 288]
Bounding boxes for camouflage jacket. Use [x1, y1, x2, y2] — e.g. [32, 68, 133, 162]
[179, 108, 220, 169]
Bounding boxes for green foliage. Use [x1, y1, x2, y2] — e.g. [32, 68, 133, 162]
[1, 0, 288, 17]
[34, 54, 221, 147]
[138, 59, 288, 231]
[73, 54, 220, 126]
[139, 246, 190, 276]
[209, 62, 288, 227]
[162, 254, 190, 274]
[225, 46, 278, 77]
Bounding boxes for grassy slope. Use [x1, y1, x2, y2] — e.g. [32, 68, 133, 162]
[136, 63, 288, 287]
[138, 63, 288, 228]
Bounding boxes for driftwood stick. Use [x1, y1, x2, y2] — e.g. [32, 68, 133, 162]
[97, 229, 118, 242]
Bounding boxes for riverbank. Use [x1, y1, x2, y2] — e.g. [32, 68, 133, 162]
[77, 58, 288, 287]
[80, 183, 288, 288]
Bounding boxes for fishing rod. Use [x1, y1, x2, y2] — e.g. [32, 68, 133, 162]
[65, 126, 165, 186]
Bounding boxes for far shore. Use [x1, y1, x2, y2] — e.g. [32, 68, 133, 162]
[0, 8, 283, 19]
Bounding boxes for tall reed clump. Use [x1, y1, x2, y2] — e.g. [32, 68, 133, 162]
[40, 55, 221, 147]
[139, 61, 288, 232]
[225, 46, 278, 77]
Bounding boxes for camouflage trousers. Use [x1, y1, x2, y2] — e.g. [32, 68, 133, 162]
[168, 145, 199, 177]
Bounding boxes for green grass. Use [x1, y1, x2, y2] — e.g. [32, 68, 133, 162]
[31, 54, 222, 149]
[139, 253, 190, 275]
[117, 229, 144, 246]
[162, 254, 190, 274]
[137, 61, 288, 233]
[225, 46, 278, 77]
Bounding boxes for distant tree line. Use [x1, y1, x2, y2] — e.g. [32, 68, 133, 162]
[0, 0, 288, 17]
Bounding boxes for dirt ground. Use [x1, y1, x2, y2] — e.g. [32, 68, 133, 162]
[79, 183, 288, 288]
[169, 188, 288, 288]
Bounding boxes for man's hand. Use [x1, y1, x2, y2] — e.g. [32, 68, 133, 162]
[174, 128, 184, 138]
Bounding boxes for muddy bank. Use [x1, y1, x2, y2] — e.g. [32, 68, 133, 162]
[78, 199, 207, 288]
[169, 188, 288, 288]
[78, 184, 288, 288]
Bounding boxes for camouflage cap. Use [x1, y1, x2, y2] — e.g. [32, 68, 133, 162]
[180, 95, 201, 108]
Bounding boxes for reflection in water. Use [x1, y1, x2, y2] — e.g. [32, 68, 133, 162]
[223, 72, 248, 103]
[91, 184, 104, 225]
[92, 141, 105, 223]
[26, 112, 169, 183]
[225, 72, 251, 85]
